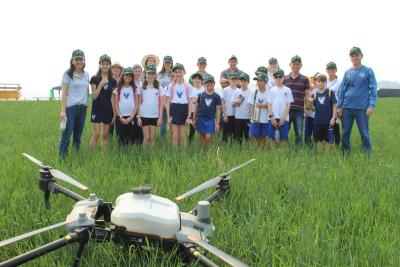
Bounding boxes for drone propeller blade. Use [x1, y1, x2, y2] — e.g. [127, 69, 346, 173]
[224, 159, 256, 176]
[0, 221, 67, 248]
[22, 153, 44, 167]
[175, 159, 256, 201]
[49, 169, 88, 190]
[187, 235, 249, 267]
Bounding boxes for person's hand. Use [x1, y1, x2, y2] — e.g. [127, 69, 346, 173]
[271, 118, 277, 127]
[185, 118, 191, 125]
[111, 115, 116, 124]
[191, 118, 196, 126]
[137, 117, 142, 127]
[223, 115, 228, 123]
[101, 77, 109, 84]
[366, 108, 373, 117]
[60, 111, 66, 122]
[215, 121, 220, 132]
[167, 117, 171, 126]
[157, 117, 162, 127]
[278, 119, 285, 127]
[256, 103, 262, 108]
[330, 118, 336, 126]
[337, 108, 342, 118]
[252, 115, 258, 123]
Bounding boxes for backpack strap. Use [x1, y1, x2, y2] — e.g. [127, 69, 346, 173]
[253, 89, 258, 106]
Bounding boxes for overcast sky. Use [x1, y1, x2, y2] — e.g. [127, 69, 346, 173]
[1, 0, 398, 99]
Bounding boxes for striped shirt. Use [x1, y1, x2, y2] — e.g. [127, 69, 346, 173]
[283, 73, 310, 111]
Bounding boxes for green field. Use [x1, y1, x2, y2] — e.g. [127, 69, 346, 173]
[0, 99, 399, 266]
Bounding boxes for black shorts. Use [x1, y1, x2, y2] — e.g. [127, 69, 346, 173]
[313, 124, 329, 142]
[170, 103, 188, 125]
[141, 117, 158, 126]
[91, 105, 113, 124]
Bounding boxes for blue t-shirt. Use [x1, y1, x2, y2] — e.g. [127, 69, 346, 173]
[313, 89, 337, 125]
[196, 92, 222, 118]
[337, 65, 377, 110]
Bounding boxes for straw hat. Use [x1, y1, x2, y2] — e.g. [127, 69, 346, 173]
[141, 54, 160, 68]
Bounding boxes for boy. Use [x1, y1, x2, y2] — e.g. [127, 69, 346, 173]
[188, 73, 204, 143]
[193, 75, 221, 149]
[248, 72, 269, 149]
[267, 69, 294, 149]
[231, 72, 251, 144]
[309, 73, 337, 150]
[222, 72, 239, 142]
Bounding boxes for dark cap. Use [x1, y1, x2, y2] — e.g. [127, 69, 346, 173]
[269, 57, 278, 64]
[326, 62, 337, 69]
[349, 47, 363, 55]
[291, 55, 302, 63]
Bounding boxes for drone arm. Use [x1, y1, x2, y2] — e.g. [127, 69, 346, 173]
[184, 245, 219, 267]
[0, 229, 88, 267]
[49, 182, 86, 202]
[190, 189, 224, 215]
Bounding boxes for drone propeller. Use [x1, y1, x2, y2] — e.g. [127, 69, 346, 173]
[187, 235, 249, 267]
[0, 221, 68, 248]
[22, 153, 88, 190]
[175, 159, 255, 201]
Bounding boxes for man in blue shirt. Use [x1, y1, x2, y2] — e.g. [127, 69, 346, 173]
[337, 47, 377, 154]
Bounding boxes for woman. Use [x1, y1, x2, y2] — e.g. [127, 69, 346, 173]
[157, 55, 174, 141]
[141, 54, 160, 68]
[59, 49, 90, 157]
[132, 64, 144, 144]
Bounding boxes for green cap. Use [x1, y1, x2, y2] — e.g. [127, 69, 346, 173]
[253, 73, 268, 82]
[229, 55, 238, 61]
[198, 57, 207, 64]
[291, 55, 302, 63]
[172, 63, 185, 72]
[145, 64, 157, 73]
[163, 55, 173, 63]
[71, 49, 85, 60]
[99, 54, 111, 64]
[123, 67, 133, 75]
[273, 69, 285, 77]
[203, 74, 215, 84]
[313, 72, 321, 78]
[269, 57, 278, 64]
[255, 66, 268, 75]
[326, 62, 337, 69]
[239, 72, 250, 82]
[190, 72, 203, 81]
[228, 71, 239, 79]
[349, 46, 363, 55]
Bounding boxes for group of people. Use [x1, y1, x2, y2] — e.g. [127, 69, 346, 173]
[58, 47, 377, 157]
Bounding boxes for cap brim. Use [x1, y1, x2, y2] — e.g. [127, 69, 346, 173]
[72, 56, 85, 60]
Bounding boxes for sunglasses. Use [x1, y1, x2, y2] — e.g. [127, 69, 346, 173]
[274, 75, 283, 79]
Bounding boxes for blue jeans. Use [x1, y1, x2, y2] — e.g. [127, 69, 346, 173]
[289, 110, 304, 145]
[304, 116, 314, 145]
[59, 105, 87, 157]
[160, 108, 167, 141]
[342, 108, 371, 154]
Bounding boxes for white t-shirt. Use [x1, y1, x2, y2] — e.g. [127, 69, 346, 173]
[113, 86, 137, 117]
[222, 86, 239, 116]
[266, 86, 294, 122]
[166, 82, 195, 104]
[247, 89, 269, 123]
[231, 89, 252, 119]
[140, 87, 161, 118]
[267, 72, 276, 89]
[326, 78, 341, 97]
[192, 86, 204, 113]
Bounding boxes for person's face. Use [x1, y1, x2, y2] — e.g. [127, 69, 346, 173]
[169, 73, 176, 82]
[240, 79, 249, 88]
[174, 69, 185, 79]
[326, 68, 337, 77]
[290, 61, 302, 73]
[147, 57, 156, 66]
[100, 61, 111, 73]
[198, 62, 207, 72]
[164, 61, 172, 70]
[350, 53, 362, 66]
[220, 80, 229, 88]
[72, 58, 85, 69]
[269, 63, 278, 71]
[316, 79, 326, 90]
[146, 72, 156, 82]
[133, 68, 142, 80]
[257, 80, 266, 89]
[274, 74, 284, 85]
[192, 77, 202, 88]
[205, 82, 214, 92]
[112, 66, 122, 78]
[230, 78, 239, 87]
[228, 59, 238, 68]
[123, 74, 133, 84]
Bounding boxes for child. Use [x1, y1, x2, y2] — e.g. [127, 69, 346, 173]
[222, 72, 240, 142]
[267, 69, 294, 148]
[248, 73, 269, 149]
[89, 54, 117, 150]
[158, 55, 174, 142]
[231, 72, 251, 144]
[304, 73, 319, 145]
[309, 73, 337, 150]
[166, 63, 195, 147]
[137, 65, 163, 146]
[188, 73, 204, 143]
[113, 67, 140, 146]
[109, 61, 124, 137]
[192, 75, 221, 149]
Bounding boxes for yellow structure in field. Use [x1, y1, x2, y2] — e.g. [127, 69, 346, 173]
[0, 83, 22, 100]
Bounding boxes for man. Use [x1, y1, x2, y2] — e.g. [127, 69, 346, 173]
[220, 55, 243, 89]
[189, 57, 210, 85]
[337, 47, 377, 154]
[325, 61, 341, 145]
[283, 55, 310, 145]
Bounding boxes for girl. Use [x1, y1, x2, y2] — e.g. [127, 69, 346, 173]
[59, 49, 90, 157]
[188, 73, 204, 143]
[89, 54, 117, 150]
[132, 64, 144, 144]
[192, 75, 221, 149]
[110, 61, 123, 137]
[166, 63, 195, 147]
[138, 65, 163, 146]
[157, 55, 174, 141]
[113, 67, 139, 146]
